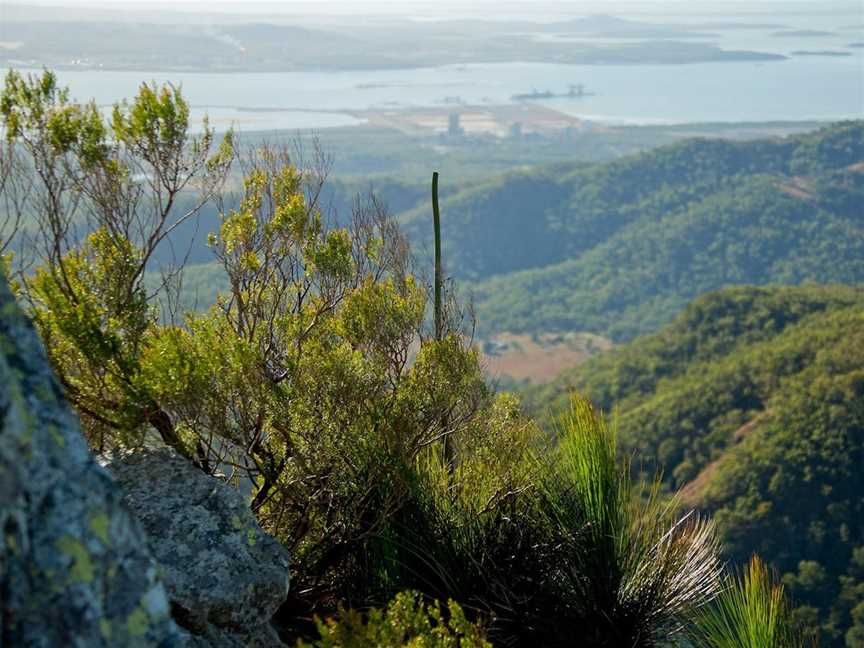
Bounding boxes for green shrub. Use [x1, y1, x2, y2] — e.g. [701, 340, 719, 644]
[297, 591, 491, 648]
[366, 396, 724, 647]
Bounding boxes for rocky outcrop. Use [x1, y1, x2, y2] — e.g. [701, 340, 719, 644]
[0, 270, 291, 647]
[109, 449, 290, 648]
[0, 276, 182, 646]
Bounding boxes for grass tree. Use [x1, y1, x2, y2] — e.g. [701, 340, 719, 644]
[368, 395, 724, 647]
[690, 556, 810, 648]
[536, 396, 724, 646]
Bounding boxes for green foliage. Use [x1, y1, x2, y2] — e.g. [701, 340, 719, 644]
[297, 591, 491, 648]
[363, 401, 549, 646]
[524, 285, 864, 645]
[1, 68, 107, 164]
[1, 70, 501, 617]
[790, 122, 864, 174]
[691, 556, 808, 648]
[0, 69, 232, 456]
[135, 151, 495, 605]
[111, 81, 191, 157]
[363, 395, 723, 647]
[536, 397, 722, 644]
[523, 284, 864, 433]
[394, 121, 864, 339]
[28, 228, 154, 447]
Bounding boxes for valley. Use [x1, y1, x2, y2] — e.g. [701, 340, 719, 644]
[521, 284, 864, 643]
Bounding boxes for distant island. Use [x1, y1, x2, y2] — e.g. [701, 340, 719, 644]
[772, 29, 835, 37]
[544, 15, 719, 39]
[791, 50, 853, 57]
[0, 16, 788, 73]
[691, 22, 787, 30]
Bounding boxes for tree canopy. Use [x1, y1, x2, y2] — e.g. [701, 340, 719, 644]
[523, 285, 864, 644]
[391, 122, 864, 339]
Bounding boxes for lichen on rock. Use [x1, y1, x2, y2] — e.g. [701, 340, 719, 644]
[0, 274, 183, 647]
[109, 448, 290, 648]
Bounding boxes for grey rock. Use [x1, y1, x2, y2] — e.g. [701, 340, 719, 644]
[178, 623, 284, 648]
[178, 625, 247, 648]
[0, 275, 183, 647]
[109, 449, 290, 647]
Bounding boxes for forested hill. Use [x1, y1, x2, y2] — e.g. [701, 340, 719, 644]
[398, 121, 864, 340]
[521, 284, 864, 644]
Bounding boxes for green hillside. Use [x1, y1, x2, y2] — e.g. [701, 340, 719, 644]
[521, 285, 864, 644]
[168, 122, 862, 335]
[397, 121, 864, 339]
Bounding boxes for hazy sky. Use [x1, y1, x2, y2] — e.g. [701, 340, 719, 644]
[5, 0, 860, 19]
[8, 0, 847, 5]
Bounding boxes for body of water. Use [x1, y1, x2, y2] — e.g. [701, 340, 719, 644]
[6, 13, 862, 131]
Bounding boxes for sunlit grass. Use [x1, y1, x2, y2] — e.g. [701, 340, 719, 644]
[537, 396, 724, 644]
[376, 395, 725, 646]
[690, 556, 808, 648]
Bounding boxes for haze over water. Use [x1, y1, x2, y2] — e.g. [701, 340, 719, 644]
[4, 2, 863, 130]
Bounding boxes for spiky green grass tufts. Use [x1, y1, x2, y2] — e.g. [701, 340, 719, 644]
[691, 556, 809, 648]
[538, 396, 724, 644]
